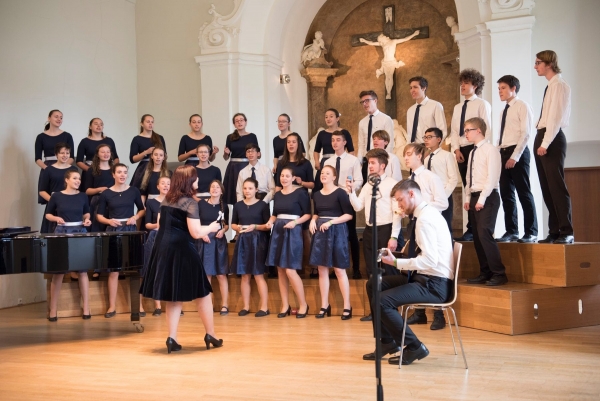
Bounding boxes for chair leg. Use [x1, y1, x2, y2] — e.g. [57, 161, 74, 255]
[445, 308, 457, 355]
[399, 305, 411, 369]
[449, 307, 468, 369]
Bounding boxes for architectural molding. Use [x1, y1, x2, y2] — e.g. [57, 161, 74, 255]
[485, 15, 536, 33]
[490, 0, 535, 20]
[195, 52, 284, 69]
[198, 0, 245, 55]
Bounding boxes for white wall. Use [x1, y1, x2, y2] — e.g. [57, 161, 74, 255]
[0, 0, 138, 308]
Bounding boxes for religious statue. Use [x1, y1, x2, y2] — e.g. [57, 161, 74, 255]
[446, 16, 459, 40]
[359, 30, 420, 99]
[301, 31, 326, 66]
[392, 120, 409, 171]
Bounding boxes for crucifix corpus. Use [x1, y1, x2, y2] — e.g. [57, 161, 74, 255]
[352, 5, 429, 116]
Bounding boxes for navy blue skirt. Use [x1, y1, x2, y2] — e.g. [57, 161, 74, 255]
[223, 161, 249, 205]
[54, 225, 88, 234]
[143, 230, 158, 277]
[106, 224, 137, 233]
[130, 160, 148, 189]
[231, 230, 269, 275]
[309, 218, 350, 269]
[266, 219, 303, 270]
[197, 232, 229, 276]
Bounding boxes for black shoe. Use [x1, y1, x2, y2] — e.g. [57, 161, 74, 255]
[104, 310, 116, 318]
[352, 270, 362, 279]
[406, 312, 427, 325]
[238, 309, 249, 316]
[363, 341, 400, 360]
[454, 232, 473, 242]
[220, 306, 229, 316]
[277, 306, 291, 318]
[495, 232, 519, 242]
[538, 234, 559, 244]
[315, 305, 331, 319]
[467, 273, 493, 284]
[82, 312, 91, 320]
[139, 311, 146, 317]
[360, 314, 372, 322]
[554, 235, 574, 244]
[486, 275, 508, 286]
[388, 343, 429, 365]
[48, 315, 58, 322]
[518, 234, 538, 243]
[296, 305, 309, 319]
[341, 307, 353, 320]
[255, 309, 270, 317]
[204, 333, 223, 350]
[430, 315, 446, 330]
[152, 308, 162, 316]
[309, 268, 319, 279]
[166, 337, 182, 354]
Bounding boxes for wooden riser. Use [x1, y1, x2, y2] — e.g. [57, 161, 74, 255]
[458, 242, 600, 287]
[454, 281, 600, 335]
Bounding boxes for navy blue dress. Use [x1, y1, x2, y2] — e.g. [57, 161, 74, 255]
[34, 131, 74, 204]
[76, 137, 119, 192]
[266, 188, 311, 270]
[84, 169, 114, 232]
[97, 186, 144, 233]
[196, 200, 230, 276]
[230, 201, 271, 275]
[272, 134, 306, 160]
[195, 166, 222, 195]
[46, 192, 90, 235]
[39, 165, 79, 233]
[129, 135, 167, 189]
[178, 135, 213, 166]
[223, 133, 258, 205]
[143, 198, 161, 277]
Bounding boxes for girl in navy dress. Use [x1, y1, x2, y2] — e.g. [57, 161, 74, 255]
[309, 166, 353, 320]
[129, 114, 167, 189]
[222, 113, 258, 207]
[143, 175, 170, 317]
[313, 108, 355, 192]
[266, 167, 312, 318]
[140, 147, 172, 204]
[97, 163, 145, 318]
[85, 144, 114, 233]
[230, 178, 271, 317]
[272, 114, 305, 174]
[76, 118, 119, 192]
[197, 180, 230, 316]
[178, 114, 219, 165]
[194, 144, 222, 199]
[45, 170, 92, 321]
[35, 110, 74, 204]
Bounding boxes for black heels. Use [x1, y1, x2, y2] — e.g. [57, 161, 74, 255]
[48, 315, 58, 322]
[166, 337, 182, 354]
[277, 306, 291, 318]
[204, 334, 223, 350]
[315, 305, 331, 319]
[296, 305, 309, 319]
[341, 307, 353, 320]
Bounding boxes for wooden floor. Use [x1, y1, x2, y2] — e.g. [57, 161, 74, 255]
[1, 303, 599, 400]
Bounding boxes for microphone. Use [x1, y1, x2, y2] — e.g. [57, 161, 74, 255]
[368, 174, 381, 185]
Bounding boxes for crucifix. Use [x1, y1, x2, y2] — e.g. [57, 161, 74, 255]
[351, 5, 429, 119]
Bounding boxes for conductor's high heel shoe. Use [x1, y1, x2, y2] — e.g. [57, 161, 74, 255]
[277, 306, 291, 318]
[341, 307, 353, 320]
[315, 305, 331, 319]
[204, 334, 223, 350]
[166, 337, 182, 354]
[296, 305, 309, 319]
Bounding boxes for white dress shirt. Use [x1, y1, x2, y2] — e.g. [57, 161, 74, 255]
[497, 96, 534, 161]
[424, 148, 459, 197]
[406, 97, 447, 144]
[450, 95, 492, 152]
[357, 109, 394, 160]
[385, 151, 402, 181]
[411, 166, 449, 212]
[465, 139, 501, 205]
[236, 162, 275, 203]
[323, 151, 363, 192]
[537, 74, 571, 149]
[395, 201, 454, 280]
[349, 174, 401, 238]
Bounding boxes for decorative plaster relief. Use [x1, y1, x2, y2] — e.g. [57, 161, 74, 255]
[198, 0, 245, 54]
[490, 0, 535, 19]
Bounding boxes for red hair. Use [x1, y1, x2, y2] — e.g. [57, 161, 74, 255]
[165, 165, 197, 204]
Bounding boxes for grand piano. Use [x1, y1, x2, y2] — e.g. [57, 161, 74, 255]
[0, 227, 147, 332]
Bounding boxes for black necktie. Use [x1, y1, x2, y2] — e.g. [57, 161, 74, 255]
[469, 146, 477, 188]
[411, 104, 421, 143]
[427, 152, 434, 170]
[499, 104, 510, 146]
[366, 115, 373, 151]
[407, 216, 418, 258]
[251, 167, 256, 180]
[537, 86, 548, 128]
[334, 156, 341, 186]
[459, 100, 469, 137]
[410, 172, 415, 181]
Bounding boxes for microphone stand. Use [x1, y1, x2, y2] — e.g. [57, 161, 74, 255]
[370, 175, 384, 401]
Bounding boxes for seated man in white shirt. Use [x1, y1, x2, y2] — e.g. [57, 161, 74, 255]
[372, 130, 402, 181]
[362, 180, 454, 365]
[236, 143, 275, 203]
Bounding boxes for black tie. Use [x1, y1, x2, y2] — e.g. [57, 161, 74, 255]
[251, 167, 256, 180]
[407, 216, 418, 258]
[334, 156, 341, 186]
[427, 152, 434, 170]
[411, 104, 421, 143]
[499, 103, 510, 146]
[469, 146, 477, 188]
[537, 86, 548, 128]
[410, 172, 415, 181]
[366, 115, 373, 151]
[459, 100, 469, 137]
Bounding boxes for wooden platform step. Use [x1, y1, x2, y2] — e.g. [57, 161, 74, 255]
[454, 280, 600, 335]
[458, 242, 600, 286]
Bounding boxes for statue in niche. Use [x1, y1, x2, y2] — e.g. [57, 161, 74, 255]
[359, 30, 420, 99]
[446, 16, 459, 40]
[301, 31, 326, 66]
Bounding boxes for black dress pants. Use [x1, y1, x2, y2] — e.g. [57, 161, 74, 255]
[366, 274, 451, 347]
[363, 224, 402, 276]
[441, 194, 453, 234]
[346, 208, 361, 274]
[457, 145, 474, 234]
[499, 146, 538, 236]
[469, 190, 506, 277]
[533, 129, 573, 236]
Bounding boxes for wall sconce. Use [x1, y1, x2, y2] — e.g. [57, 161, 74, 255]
[280, 74, 291, 84]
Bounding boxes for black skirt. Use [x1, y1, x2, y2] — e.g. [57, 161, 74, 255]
[196, 232, 229, 276]
[309, 218, 350, 269]
[54, 225, 88, 234]
[223, 160, 249, 205]
[130, 160, 148, 189]
[266, 218, 303, 270]
[231, 230, 269, 275]
[142, 229, 158, 277]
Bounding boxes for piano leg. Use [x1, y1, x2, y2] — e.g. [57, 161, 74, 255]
[129, 274, 144, 333]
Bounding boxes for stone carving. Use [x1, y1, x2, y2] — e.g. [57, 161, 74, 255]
[359, 30, 420, 99]
[391, 120, 409, 171]
[198, 0, 245, 54]
[489, 0, 535, 19]
[446, 16, 459, 40]
[301, 31, 326, 66]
